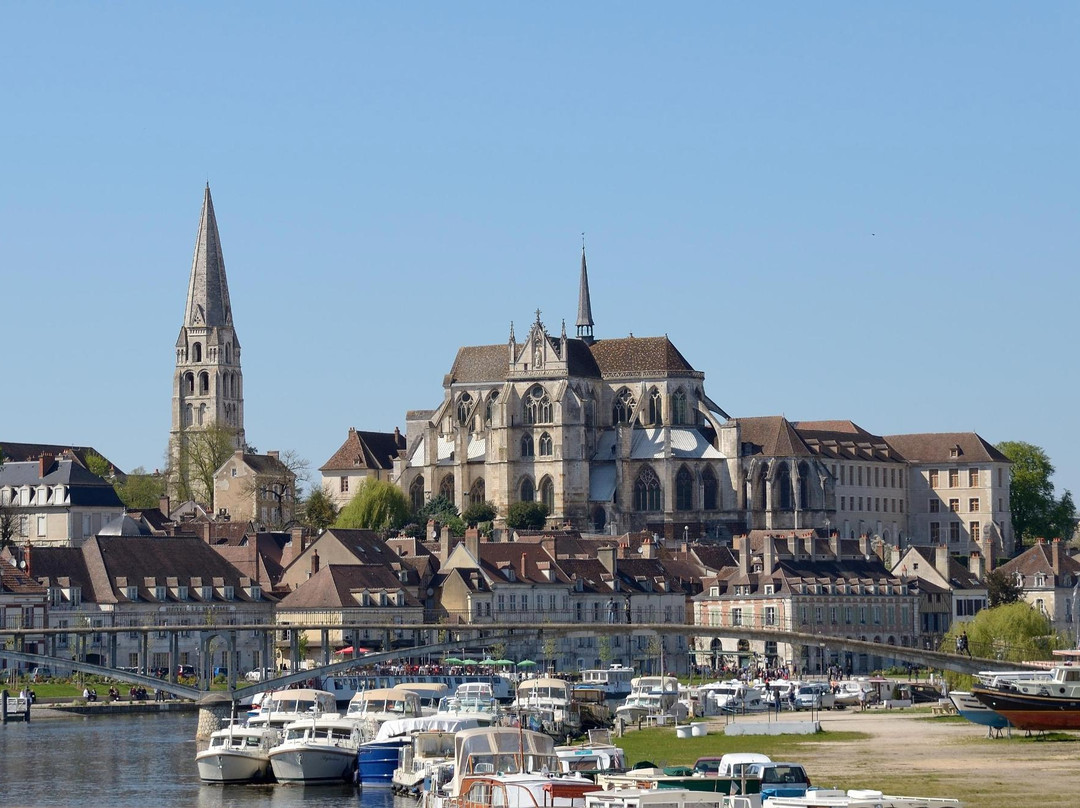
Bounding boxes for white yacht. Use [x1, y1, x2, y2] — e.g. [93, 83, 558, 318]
[615, 675, 686, 724]
[195, 722, 280, 783]
[513, 676, 581, 735]
[268, 714, 363, 784]
[578, 665, 634, 698]
[345, 686, 424, 740]
[246, 688, 338, 730]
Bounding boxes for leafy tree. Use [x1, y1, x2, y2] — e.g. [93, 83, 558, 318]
[300, 488, 338, 532]
[462, 501, 497, 525]
[84, 451, 113, 481]
[114, 467, 166, 509]
[171, 422, 240, 505]
[996, 441, 1076, 549]
[985, 568, 1021, 608]
[942, 601, 1066, 663]
[335, 478, 410, 531]
[414, 494, 466, 537]
[505, 501, 548, 530]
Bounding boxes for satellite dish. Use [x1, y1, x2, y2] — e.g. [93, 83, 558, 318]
[8, 558, 16, 567]
[18, 560, 27, 569]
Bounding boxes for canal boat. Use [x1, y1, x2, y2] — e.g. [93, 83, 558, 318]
[512, 677, 581, 736]
[577, 664, 634, 698]
[971, 652, 1080, 731]
[722, 789, 962, 807]
[358, 714, 479, 790]
[195, 722, 280, 783]
[319, 672, 513, 706]
[615, 676, 687, 724]
[267, 714, 362, 784]
[246, 688, 338, 730]
[345, 686, 424, 740]
[391, 717, 480, 796]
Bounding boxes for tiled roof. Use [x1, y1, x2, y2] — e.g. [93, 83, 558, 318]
[996, 540, 1080, 582]
[448, 345, 509, 384]
[736, 416, 813, 457]
[883, 432, 1010, 464]
[1, 564, 47, 595]
[235, 452, 293, 476]
[320, 428, 406, 472]
[588, 336, 696, 376]
[557, 558, 614, 594]
[477, 542, 570, 584]
[277, 564, 421, 609]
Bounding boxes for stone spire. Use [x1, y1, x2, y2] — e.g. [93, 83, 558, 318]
[183, 184, 233, 328]
[576, 244, 595, 344]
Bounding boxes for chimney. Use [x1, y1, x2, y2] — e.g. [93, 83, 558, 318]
[310, 549, 320, 576]
[828, 529, 839, 559]
[858, 533, 870, 558]
[737, 535, 749, 577]
[39, 451, 55, 478]
[267, 450, 280, 461]
[520, 552, 528, 580]
[159, 495, 171, 517]
[968, 551, 985, 581]
[804, 533, 815, 563]
[642, 537, 657, 559]
[1051, 538, 1061, 574]
[598, 545, 617, 575]
[393, 426, 402, 443]
[290, 525, 305, 551]
[980, 533, 995, 572]
[762, 535, 775, 574]
[464, 529, 479, 561]
[934, 545, 950, 580]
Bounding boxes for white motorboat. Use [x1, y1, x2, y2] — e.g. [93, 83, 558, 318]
[390, 716, 481, 795]
[578, 664, 635, 698]
[392, 681, 450, 716]
[268, 714, 363, 784]
[246, 688, 338, 730]
[615, 676, 686, 724]
[195, 722, 280, 783]
[722, 788, 961, 807]
[700, 680, 767, 714]
[435, 693, 502, 725]
[513, 677, 581, 735]
[345, 686, 423, 740]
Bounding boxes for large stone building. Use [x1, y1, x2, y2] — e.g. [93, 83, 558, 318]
[169, 185, 246, 502]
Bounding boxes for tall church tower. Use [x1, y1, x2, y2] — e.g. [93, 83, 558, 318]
[169, 185, 245, 500]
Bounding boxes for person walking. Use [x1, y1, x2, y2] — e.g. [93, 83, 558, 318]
[624, 598, 632, 624]
[607, 598, 617, 623]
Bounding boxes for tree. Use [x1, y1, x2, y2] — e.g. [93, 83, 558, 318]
[171, 422, 240, 505]
[996, 441, 1076, 549]
[114, 467, 166, 509]
[300, 488, 338, 532]
[413, 494, 466, 537]
[506, 501, 548, 530]
[985, 568, 1021, 608]
[0, 502, 18, 553]
[335, 478, 410, 531]
[83, 450, 113, 481]
[240, 448, 310, 529]
[462, 501, 497, 525]
[943, 601, 1066, 663]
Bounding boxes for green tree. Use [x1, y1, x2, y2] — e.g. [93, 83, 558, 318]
[506, 501, 548, 530]
[335, 478, 410, 531]
[598, 635, 613, 666]
[413, 494, 466, 537]
[114, 467, 166, 509]
[996, 441, 1076, 548]
[462, 501, 497, 525]
[985, 568, 1021, 607]
[301, 488, 338, 532]
[943, 601, 1066, 663]
[84, 450, 113, 480]
[172, 422, 240, 505]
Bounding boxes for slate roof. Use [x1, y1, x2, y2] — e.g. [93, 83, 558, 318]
[0, 442, 123, 475]
[0, 458, 124, 508]
[182, 184, 234, 330]
[320, 428, 407, 472]
[277, 564, 421, 609]
[883, 432, 1010, 464]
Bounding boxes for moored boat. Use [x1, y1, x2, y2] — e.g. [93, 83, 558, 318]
[971, 652, 1080, 731]
[268, 714, 363, 784]
[195, 722, 280, 783]
[246, 688, 338, 730]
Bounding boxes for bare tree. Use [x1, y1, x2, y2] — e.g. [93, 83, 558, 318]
[170, 422, 240, 506]
[239, 448, 310, 529]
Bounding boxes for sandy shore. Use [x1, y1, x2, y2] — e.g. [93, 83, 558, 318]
[775, 708, 1080, 807]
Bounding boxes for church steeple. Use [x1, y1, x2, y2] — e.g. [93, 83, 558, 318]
[576, 244, 595, 344]
[183, 184, 233, 328]
[170, 185, 245, 503]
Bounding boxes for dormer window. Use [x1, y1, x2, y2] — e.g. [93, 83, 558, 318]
[504, 568, 516, 582]
[70, 587, 81, 607]
[126, 587, 139, 601]
[154, 586, 166, 601]
[764, 584, 774, 595]
[202, 586, 213, 601]
[710, 586, 719, 597]
[223, 586, 234, 600]
[176, 586, 188, 601]
[1035, 573, 1047, 587]
[249, 585, 261, 600]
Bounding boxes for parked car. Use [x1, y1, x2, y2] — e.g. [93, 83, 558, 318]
[177, 665, 197, 678]
[694, 753, 771, 778]
[795, 682, 835, 710]
[746, 762, 811, 800]
[245, 667, 273, 682]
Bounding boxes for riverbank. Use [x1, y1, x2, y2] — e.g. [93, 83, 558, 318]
[27, 698, 199, 719]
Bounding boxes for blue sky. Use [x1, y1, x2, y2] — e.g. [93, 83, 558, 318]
[4, 3, 1079, 498]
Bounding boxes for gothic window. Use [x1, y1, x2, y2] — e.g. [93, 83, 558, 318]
[197, 404, 206, 426]
[184, 373, 195, 395]
[456, 393, 472, 427]
[523, 385, 553, 425]
[672, 389, 688, 425]
[224, 343, 231, 363]
[192, 342, 202, 363]
[538, 432, 553, 456]
[777, 464, 793, 510]
[439, 475, 455, 502]
[185, 404, 193, 426]
[675, 466, 693, 511]
[521, 434, 535, 457]
[613, 389, 636, 425]
[648, 389, 663, 425]
[469, 479, 486, 506]
[520, 477, 535, 502]
[702, 466, 718, 510]
[634, 466, 662, 512]
[199, 372, 209, 395]
[754, 464, 769, 510]
[797, 461, 811, 509]
[539, 476, 554, 511]
[485, 391, 499, 423]
[409, 477, 425, 512]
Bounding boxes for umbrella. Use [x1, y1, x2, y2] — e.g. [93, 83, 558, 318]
[460, 659, 479, 666]
[480, 658, 498, 666]
[443, 657, 463, 665]
[495, 659, 515, 666]
[334, 646, 372, 656]
[516, 659, 537, 668]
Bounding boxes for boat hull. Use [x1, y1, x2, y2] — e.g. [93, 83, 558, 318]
[971, 686, 1080, 731]
[948, 691, 1010, 730]
[195, 750, 271, 783]
[357, 740, 406, 789]
[269, 746, 357, 784]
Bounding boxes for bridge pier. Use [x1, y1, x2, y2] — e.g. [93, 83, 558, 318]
[196, 693, 234, 740]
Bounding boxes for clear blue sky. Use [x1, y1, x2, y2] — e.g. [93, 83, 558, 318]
[4, 3, 1078, 497]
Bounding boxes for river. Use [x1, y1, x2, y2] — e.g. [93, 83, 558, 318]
[0, 712, 400, 808]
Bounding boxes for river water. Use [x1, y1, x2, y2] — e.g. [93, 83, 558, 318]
[0, 712, 400, 808]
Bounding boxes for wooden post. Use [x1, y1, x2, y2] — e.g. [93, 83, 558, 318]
[1, 689, 8, 724]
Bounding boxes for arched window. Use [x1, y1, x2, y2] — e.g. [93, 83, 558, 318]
[648, 389, 663, 425]
[702, 466, 718, 510]
[520, 477, 535, 502]
[777, 465, 793, 510]
[198, 372, 209, 394]
[539, 477, 554, 511]
[521, 434, 535, 457]
[456, 393, 472, 426]
[410, 477, 425, 512]
[797, 461, 811, 509]
[184, 373, 195, 395]
[485, 391, 499, 423]
[538, 432, 553, 456]
[754, 464, 769, 510]
[192, 342, 202, 363]
[675, 466, 693, 511]
[522, 385, 552, 425]
[613, 389, 636, 425]
[185, 404, 193, 426]
[197, 404, 206, 426]
[469, 479, 486, 506]
[634, 466, 662, 512]
[672, 389, 688, 425]
[439, 474, 454, 502]
[224, 343, 231, 364]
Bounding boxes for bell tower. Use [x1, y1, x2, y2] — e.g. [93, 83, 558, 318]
[169, 185, 245, 501]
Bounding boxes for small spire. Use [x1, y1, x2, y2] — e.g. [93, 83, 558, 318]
[509, 321, 516, 343]
[561, 319, 567, 341]
[576, 241, 595, 344]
